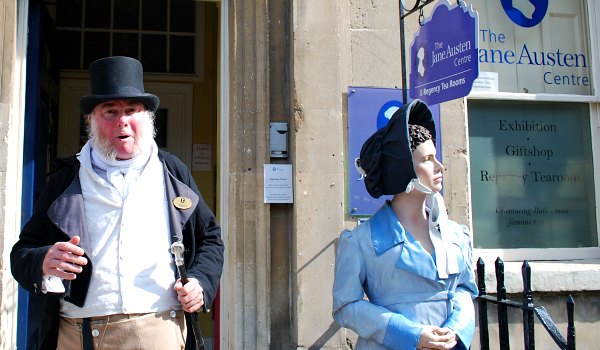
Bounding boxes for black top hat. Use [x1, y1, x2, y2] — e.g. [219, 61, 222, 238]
[358, 99, 436, 198]
[79, 56, 160, 115]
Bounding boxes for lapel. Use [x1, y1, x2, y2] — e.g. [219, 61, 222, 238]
[395, 230, 440, 281]
[370, 203, 404, 256]
[47, 174, 92, 306]
[162, 163, 199, 243]
[369, 202, 440, 281]
[47, 175, 87, 241]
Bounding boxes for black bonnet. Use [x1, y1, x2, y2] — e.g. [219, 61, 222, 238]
[358, 99, 436, 198]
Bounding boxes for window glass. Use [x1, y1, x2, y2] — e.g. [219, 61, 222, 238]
[170, 0, 195, 33]
[142, 35, 167, 72]
[468, 100, 597, 249]
[169, 36, 195, 73]
[113, 33, 139, 58]
[56, 0, 82, 27]
[470, 0, 593, 95]
[142, 0, 167, 31]
[83, 32, 110, 67]
[55, 0, 198, 74]
[58, 30, 81, 69]
[114, 0, 140, 30]
[85, 0, 110, 28]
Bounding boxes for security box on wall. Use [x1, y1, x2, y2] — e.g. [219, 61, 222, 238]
[270, 122, 288, 158]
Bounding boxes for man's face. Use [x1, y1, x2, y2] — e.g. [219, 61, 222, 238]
[88, 99, 153, 160]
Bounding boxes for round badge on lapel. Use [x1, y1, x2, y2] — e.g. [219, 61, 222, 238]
[173, 196, 193, 210]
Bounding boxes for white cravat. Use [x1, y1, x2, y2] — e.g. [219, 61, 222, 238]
[405, 179, 460, 279]
[91, 146, 151, 199]
[106, 167, 133, 198]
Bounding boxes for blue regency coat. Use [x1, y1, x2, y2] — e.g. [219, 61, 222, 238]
[333, 202, 477, 350]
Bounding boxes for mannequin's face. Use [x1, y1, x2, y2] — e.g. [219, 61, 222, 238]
[412, 139, 444, 192]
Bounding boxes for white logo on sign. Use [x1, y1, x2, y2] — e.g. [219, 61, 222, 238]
[417, 47, 426, 76]
[384, 106, 400, 121]
[512, 0, 535, 19]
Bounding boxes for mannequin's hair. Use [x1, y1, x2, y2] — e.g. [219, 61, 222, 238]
[408, 124, 433, 151]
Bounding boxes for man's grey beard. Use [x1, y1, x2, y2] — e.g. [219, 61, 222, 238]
[87, 111, 156, 161]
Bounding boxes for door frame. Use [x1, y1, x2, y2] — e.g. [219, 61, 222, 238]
[216, 1, 230, 349]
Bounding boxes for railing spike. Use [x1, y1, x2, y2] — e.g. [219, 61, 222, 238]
[567, 295, 575, 350]
[522, 261, 532, 303]
[522, 261, 535, 350]
[477, 258, 486, 295]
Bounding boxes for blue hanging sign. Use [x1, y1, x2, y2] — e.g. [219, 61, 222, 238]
[409, 0, 479, 105]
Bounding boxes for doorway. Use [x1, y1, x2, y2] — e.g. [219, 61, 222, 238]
[18, 1, 223, 349]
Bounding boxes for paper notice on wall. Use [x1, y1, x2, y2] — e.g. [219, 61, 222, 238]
[264, 164, 293, 203]
[192, 144, 211, 171]
[472, 71, 499, 92]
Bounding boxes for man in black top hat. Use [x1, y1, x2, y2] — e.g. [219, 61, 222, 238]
[11, 56, 224, 350]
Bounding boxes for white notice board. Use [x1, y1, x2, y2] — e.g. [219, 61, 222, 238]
[264, 164, 293, 203]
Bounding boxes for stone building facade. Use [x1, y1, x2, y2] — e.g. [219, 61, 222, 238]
[1, 1, 599, 349]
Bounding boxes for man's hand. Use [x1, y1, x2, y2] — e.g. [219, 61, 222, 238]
[174, 278, 205, 313]
[417, 326, 457, 350]
[42, 236, 88, 280]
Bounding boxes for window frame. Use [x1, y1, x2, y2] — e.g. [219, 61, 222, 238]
[53, 0, 205, 77]
[466, 0, 600, 261]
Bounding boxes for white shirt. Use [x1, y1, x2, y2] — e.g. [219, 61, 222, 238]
[56, 141, 179, 318]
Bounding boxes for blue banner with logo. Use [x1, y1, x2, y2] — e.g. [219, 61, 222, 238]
[347, 87, 441, 216]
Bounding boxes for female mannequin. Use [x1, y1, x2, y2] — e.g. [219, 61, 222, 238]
[333, 100, 477, 350]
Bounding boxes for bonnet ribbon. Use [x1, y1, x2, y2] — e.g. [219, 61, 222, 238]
[405, 179, 459, 279]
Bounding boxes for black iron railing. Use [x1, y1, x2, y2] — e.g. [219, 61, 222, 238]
[476, 257, 575, 350]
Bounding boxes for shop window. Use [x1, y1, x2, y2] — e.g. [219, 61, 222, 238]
[470, 0, 593, 96]
[468, 100, 597, 250]
[54, 0, 197, 74]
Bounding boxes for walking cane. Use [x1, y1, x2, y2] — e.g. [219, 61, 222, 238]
[171, 241, 205, 350]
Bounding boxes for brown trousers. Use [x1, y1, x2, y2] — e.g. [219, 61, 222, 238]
[57, 310, 187, 350]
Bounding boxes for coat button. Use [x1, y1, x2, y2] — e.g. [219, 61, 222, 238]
[170, 310, 177, 318]
[92, 329, 100, 337]
[448, 291, 455, 300]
